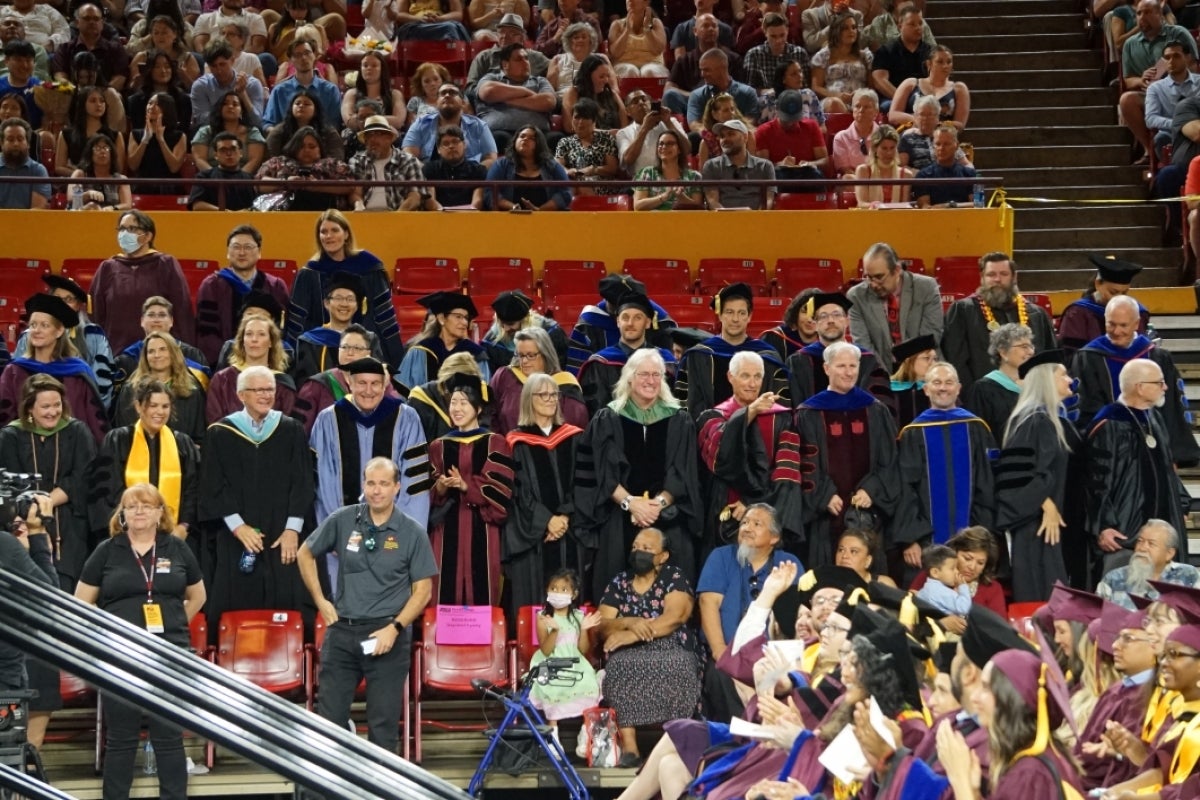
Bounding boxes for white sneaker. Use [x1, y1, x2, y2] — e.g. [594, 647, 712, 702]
[186, 757, 209, 775]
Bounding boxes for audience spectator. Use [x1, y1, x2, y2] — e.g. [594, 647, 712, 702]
[908, 527, 1006, 617]
[348, 115, 426, 212]
[264, 0, 344, 65]
[406, 61, 451, 120]
[685, 48, 758, 134]
[662, 14, 745, 120]
[0, 0, 69, 51]
[212, 20, 268, 85]
[403, 82, 497, 165]
[50, 4, 129, 91]
[190, 39, 265, 131]
[596, 528, 702, 768]
[206, 314, 297, 423]
[188, 130, 258, 210]
[0, 40, 43, 129]
[617, 88, 688, 176]
[476, 43, 558, 153]
[702, 117, 775, 209]
[466, 14, 549, 96]
[263, 38, 341, 128]
[671, 0, 734, 60]
[340, 96, 381, 160]
[127, 0, 200, 30]
[0, 117, 49, 209]
[1143, 37, 1198, 161]
[898, 93, 969, 171]
[392, 0, 470, 41]
[1119, 0, 1197, 164]
[861, 0, 935, 51]
[274, 23, 339, 88]
[555, 97, 619, 194]
[913, 124, 975, 208]
[483, 124, 571, 210]
[888, 44, 969, 130]
[562, 53, 627, 132]
[341, 51, 405, 137]
[830, 86, 877, 175]
[756, 88, 826, 179]
[853, 123, 911, 205]
[126, 92, 187, 194]
[92, 211, 194, 354]
[810, 12, 873, 113]
[128, 18, 201, 91]
[191, 90, 266, 173]
[743, 12, 807, 93]
[467, 0, 531, 41]
[762, 58, 822, 125]
[127, 49, 193, 133]
[632, 128, 702, 209]
[55, 84, 126, 177]
[67, 131, 131, 211]
[546, 21, 597, 96]
[869, 4, 928, 107]
[266, 88, 343, 159]
[257, 126, 354, 210]
[421, 128, 487, 209]
[0, 94, 51, 158]
[607, 0, 668, 78]
[698, 95, 756, 166]
[193, 0, 268, 53]
[0, 18, 51, 81]
[67, 50, 126, 130]
[1097, 519, 1198, 609]
[800, 0, 863, 55]
[535, 0, 602, 58]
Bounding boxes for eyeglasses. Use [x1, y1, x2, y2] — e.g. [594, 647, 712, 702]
[339, 343, 370, 353]
[328, 293, 358, 303]
[532, 391, 561, 401]
[634, 371, 663, 380]
[241, 387, 275, 395]
[1138, 379, 1168, 387]
[864, 272, 889, 284]
[815, 311, 847, 322]
[228, 242, 257, 251]
[515, 352, 542, 362]
[1114, 633, 1154, 646]
[121, 504, 161, 514]
[811, 594, 841, 607]
[1163, 648, 1200, 661]
[1010, 342, 1035, 351]
[821, 622, 851, 634]
[117, 226, 145, 233]
[445, 312, 470, 322]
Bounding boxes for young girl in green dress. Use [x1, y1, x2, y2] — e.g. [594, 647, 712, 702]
[530, 569, 603, 746]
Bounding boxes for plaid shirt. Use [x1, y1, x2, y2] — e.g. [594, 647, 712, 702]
[348, 147, 427, 210]
[743, 42, 810, 91]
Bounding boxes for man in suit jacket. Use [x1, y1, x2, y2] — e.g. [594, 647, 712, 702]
[847, 242, 944, 372]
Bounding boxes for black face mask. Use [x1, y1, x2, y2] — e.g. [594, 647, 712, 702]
[628, 550, 656, 575]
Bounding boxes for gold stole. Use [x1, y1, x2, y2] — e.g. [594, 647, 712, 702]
[126, 421, 182, 519]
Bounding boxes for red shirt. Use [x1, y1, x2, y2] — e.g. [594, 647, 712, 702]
[754, 118, 824, 163]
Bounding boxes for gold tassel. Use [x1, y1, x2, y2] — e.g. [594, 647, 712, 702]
[804, 296, 815, 321]
[844, 587, 870, 607]
[1013, 664, 1050, 760]
[714, 293, 721, 314]
[797, 570, 816, 591]
[899, 594, 918, 629]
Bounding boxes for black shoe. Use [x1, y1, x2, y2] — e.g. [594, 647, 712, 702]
[617, 753, 643, 769]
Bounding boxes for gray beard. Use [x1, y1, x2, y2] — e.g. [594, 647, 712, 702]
[736, 544, 754, 568]
[1156, 393, 1167, 408]
[1125, 553, 1155, 595]
[979, 284, 1018, 309]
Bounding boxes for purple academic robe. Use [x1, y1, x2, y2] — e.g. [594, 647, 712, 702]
[487, 367, 589, 436]
[195, 269, 290, 365]
[0, 362, 108, 443]
[990, 749, 1083, 800]
[205, 366, 298, 425]
[1075, 678, 1153, 790]
[91, 252, 195, 353]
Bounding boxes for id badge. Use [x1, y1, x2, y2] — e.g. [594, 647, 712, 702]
[143, 603, 165, 633]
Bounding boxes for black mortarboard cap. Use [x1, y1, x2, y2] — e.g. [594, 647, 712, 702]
[42, 274, 87, 304]
[343, 357, 385, 376]
[961, 605, 1036, 668]
[599, 274, 646, 307]
[1088, 253, 1143, 285]
[444, 371, 490, 404]
[891, 334, 938, 365]
[614, 291, 655, 319]
[795, 565, 870, 609]
[325, 271, 365, 300]
[418, 290, 477, 318]
[491, 290, 535, 323]
[1017, 348, 1065, 380]
[24, 293, 77, 329]
[710, 282, 755, 312]
[241, 289, 285, 328]
[804, 292, 853, 319]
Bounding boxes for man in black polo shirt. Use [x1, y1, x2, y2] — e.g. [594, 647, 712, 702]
[870, 5, 930, 111]
[188, 132, 257, 211]
[423, 126, 486, 210]
[297, 457, 437, 754]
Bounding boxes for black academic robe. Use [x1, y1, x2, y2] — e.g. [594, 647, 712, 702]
[503, 424, 591, 611]
[407, 380, 454, 443]
[0, 419, 95, 584]
[963, 371, 1021, 442]
[676, 336, 789, 419]
[577, 342, 678, 418]
[290, 326, 384, 387]
[942, 295, 1057, 392]
[761, 325, 811, 363]
[1057, 293, 1150, 365]
[565, 300, 678, 376]
[113, 339, 210, 387]
[885, 380, 932, 430]
[1084, 403, 1189, 557]
[1071, 334, 1200, 466]
[195, 268, 291, 366]
[697, 396, 803, 556]
[994, 409, 1078, 602]
[574, 406, 702, 600]
[110, 376, 207, 445]
[794, 387, 898, 567]
[197, 415, 315, 640]
[893, 408, 996, 550]
[87, 424, 201, 559]
[785, 341, 890, 408]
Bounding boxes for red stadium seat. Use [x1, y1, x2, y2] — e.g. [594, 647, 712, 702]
[345, 2, 365, 35]
[260, 258, 298, 289]
[837, 188, 858, 209]
[392, 293, 432, 339]
[934, 256, 983, 296]
[217, 610, 310, 703]
[623, 258, 694, 295]
[396, 40, 468, 81]
[775, 192, 836, 210]
[541, 260, 607, 300]
[656, 293, 717, 332]
[570, 194, 631, 211]
[130, 194, 189, 211]
[393, 257, 463, 295]
[0, 296, 20, 352]
[697, 257, 769, 296]
[617, 76, 668, 101]
[544, 292, 597, 332]
[0, 258, 52, 300]
[1024, 292, 1054, 320]
[413, 606, 508, 762]
[178, 259, 221, 298]
[773, 257, 844, 296]
[466, 257, 536, 298]
[60, 258, 103, 291]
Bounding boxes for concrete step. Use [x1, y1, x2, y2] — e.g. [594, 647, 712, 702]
[1015, 226, 1163, 249]
[925, 0, 1080, 18]
[966, 126, 1128, 148]
[967, 106, 1114, 128]
[957, 67, 1103, 90]
[992, 164, 1144, 187]
[1013, 204, 1164, 228]
[977, 143, 1128, 169]
[954, 49, 1103, 72]
[939, 32, 1088, 55]
[1005, 184, 1151, 200]
[1016, 248, 1180, 275]
[971, 87, 1113, 109]
[1147, 316, 1200, 331]
[1018, 266, 1180, 289]
[932, 14, 1083, 37]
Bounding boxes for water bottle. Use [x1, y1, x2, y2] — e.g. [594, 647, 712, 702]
[143, 740, 156, 775]
[972, 184, 985, 208]
[239, 549, 257, 573]
[70, 184, 83, 210]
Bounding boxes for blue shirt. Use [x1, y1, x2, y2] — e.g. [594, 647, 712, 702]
[262, 74, 342, 127]
[0, 155, 49, 208]
[1097, 561, 1200, 610]
[0, 76, 42, 127]
[189, 71, 265, 129]
[686, 79, 760, 126]
[401, 113, 497, 163]
[914, 161, 976, 206]
[915, 577, 973, 616]
[697, 545, 802, 645]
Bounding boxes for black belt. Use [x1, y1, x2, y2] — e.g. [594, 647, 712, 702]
[336, 616, 396, 627]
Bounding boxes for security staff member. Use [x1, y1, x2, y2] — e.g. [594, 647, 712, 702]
[297, 456, 437, 754]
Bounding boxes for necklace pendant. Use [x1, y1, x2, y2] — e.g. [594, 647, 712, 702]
[1146, 434, 1157, 449]
[986, 321, 999, 331]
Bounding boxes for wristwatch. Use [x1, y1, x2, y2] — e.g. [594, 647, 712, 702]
[392, 620, 405, 633]
[620, 497, 632, 511]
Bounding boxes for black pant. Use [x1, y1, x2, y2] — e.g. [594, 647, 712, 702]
[317, 619, 412, 754]
[102, 692, 187, 800]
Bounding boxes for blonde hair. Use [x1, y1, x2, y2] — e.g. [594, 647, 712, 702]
[109, 482, 176, 537]
[128, 331, 195, 398]
[230, 315, 289, 371]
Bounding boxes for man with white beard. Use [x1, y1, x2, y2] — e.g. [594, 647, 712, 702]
[696, 503, 802, 722]
[1097, 520, 1199, 609]
[1084, 358, 1190, 579]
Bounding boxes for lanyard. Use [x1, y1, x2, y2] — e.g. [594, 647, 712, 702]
[132, 540, 157, 603]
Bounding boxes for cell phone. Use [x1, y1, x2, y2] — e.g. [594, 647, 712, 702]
[650, 100, 661, 113]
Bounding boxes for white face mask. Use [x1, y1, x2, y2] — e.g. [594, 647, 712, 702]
[546, 592, 573, 609]
[117, 230, 141, 254]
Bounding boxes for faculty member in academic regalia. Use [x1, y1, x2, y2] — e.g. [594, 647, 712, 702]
[565, 273, 677, 376]
[503, 373, 589, 613]
[577, 290, 676, 417]
[291, 271, 385, 386]
[206, 315, 299, 424]
[396, 291, 491, 390]
[113, 296, 210, 385]
[489, 326, 587, 436]
[786, 292, 889, 407]
[0, 294, 108, 443]
[428, 373, 514, 607]
[794, 341, 899, 568]
[962, 323, 1033, 441]
[761, 288, 819, 363]
[110, 332, 207, 445]
[293, 324, 400, 435]
[407, 352, 488, 443]
[1057, 254, 1149, 364]
[885, 334, 936, 429]
[198, 366, 315, 641]
[482, 289, 569, 376]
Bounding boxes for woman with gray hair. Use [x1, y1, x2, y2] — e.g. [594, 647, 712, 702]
[503, 372, 591, 611]
[995, 349, 1078, 601]
[489, 327, 588, 435]
[963, 322, 1033, 440]
[575, 348, 702, 599]
[546, 21, 598, 96]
